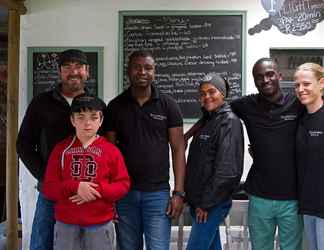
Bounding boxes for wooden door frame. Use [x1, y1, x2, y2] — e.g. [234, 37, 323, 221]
[0, 1, 26, 249]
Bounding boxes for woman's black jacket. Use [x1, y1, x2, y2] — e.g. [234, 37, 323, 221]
[185, 103, 244, 210]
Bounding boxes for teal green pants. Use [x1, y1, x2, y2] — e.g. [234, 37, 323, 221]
[248, 195, 303, 250]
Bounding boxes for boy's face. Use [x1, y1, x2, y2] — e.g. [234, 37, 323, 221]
[71, 109, 103, 141]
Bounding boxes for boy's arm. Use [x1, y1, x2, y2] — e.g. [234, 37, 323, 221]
[42, 145, 79, 201]
[97, 147, 130, 202]
[70, 182, 101, 204]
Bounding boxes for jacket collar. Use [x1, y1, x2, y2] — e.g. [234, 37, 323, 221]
[52, 83, 90, 104]
[201, 102, 231, 119]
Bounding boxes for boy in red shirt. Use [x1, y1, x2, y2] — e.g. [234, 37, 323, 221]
[43, 94, 130, 250]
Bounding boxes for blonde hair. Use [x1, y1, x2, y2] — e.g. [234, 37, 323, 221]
[295, 62, 324, 80]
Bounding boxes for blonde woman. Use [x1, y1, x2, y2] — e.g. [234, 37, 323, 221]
[294, 63, 324, 250]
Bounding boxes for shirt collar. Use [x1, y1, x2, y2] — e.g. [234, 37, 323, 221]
[125, 84, 160, 102]
[257, 92, 287, 108]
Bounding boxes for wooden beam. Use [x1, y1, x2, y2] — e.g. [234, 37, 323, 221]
[0, 0, 26, 14]
[6, 8, 20, 250]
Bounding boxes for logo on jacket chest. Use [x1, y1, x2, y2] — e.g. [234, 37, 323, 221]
[70, 154, 98, 181]
[150, 113, 167, 121]
[199, 134, 210, 141]
[67, 146, 102, 157]
[309, 130, 323, 137]
[280, 114, 297, 121]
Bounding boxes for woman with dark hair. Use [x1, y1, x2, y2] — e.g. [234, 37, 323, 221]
[185, 73, 244, 250]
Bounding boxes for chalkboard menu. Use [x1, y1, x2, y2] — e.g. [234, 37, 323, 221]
[27, 47, 103, 101]
[119, 11, 246, 120]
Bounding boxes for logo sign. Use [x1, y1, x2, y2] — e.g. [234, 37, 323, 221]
[249, 0, 324, 36]
[261, 0, 285, 15]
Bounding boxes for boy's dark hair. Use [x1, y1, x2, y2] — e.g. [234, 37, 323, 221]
[71, 94, 106, 114]
[127, 50, 154, 68]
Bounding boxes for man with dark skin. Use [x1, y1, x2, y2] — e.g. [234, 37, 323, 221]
[103, 50, 186, 250]
[229, 58, 303, 250]
[186, 58, 303, 250]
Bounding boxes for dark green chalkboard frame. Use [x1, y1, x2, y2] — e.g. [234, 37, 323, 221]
[27, 46, 104, 102]
[119, 10, 246, 122]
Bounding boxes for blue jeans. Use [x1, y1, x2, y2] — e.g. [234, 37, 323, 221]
[30, 192, 55, 250]
[248, 195, 303, 250]
[304, 215, 324, 250]
[115, 190, 171, 250]
[186, 200, 232, 250]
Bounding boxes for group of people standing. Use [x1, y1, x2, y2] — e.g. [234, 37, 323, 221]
[16, 48, 324, 250]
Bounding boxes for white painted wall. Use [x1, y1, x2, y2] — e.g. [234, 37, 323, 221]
[18, 0, 324, 249]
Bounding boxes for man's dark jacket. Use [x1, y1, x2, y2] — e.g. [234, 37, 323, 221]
[16, 85, 75, 185]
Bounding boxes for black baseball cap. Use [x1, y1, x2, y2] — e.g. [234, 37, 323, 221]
[71, 94, 106, 113]
[59, 49, 88, 67]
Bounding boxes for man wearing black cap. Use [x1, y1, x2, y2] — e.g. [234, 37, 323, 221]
[17, 49, 90, 250]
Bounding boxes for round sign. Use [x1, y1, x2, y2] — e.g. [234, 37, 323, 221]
[261, 0, 285, 15]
